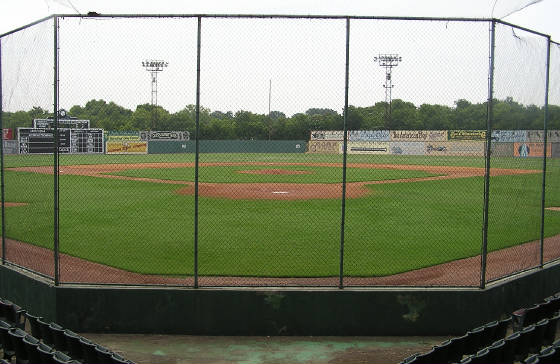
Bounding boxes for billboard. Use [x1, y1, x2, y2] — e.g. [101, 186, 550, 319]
[106, 141, 148, 154]
[513, 142, 552, 158]
[491, 130, 527, 143]
[424, 141, 485, 156]
[490, 143, 514, 157]
[547, 130, 560, 143]
[527, 130, 545, 142]
[149, 131, 189, 141]
[390, 130, 447, 142]
[309, 130, 344, 141]
[389, 142, 425, 156]
[346, 141, 389, 154]
[552, 143, 560, 158]
[2, 140, 18, 154]
[348, 130, 390, 142]
[449, 130, 486, 140]
[307, 140, 340, 154]
[2, 129, 13, 140]
[106, 131, 143, 141]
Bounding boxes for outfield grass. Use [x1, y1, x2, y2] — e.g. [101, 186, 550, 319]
[2, 153, 559, 277]
[3, 152, 547, 170]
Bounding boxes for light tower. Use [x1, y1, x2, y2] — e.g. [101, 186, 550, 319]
[142, 59, 168, 129]
[374, 54, 402, 119]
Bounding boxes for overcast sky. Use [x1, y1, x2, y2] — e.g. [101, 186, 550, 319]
[1, 0, 559, 115]
[1, 0, 559, 39]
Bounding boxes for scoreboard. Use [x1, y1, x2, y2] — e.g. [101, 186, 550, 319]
[33, 118, 90, 129]
[18, 128, 104, 154]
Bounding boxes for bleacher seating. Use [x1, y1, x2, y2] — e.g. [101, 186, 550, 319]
[399, 292, 560, 364]
[0, 299, 26, 329]
[0, 297, 135, 364]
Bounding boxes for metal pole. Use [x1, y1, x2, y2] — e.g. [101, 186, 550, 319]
[193, 16, 201, 288]
[0, 39, 5, 265]
[53, 16, 60, 285]
[539, 37, 551, 268]
[339, 17, 350, 289]
[480, 20, 496, 289]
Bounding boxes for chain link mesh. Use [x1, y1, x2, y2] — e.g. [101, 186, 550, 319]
[0, 16, 558, 287]
[544, 41, 560, 265]
[345, 19, 489, 287]
[1, 18, 55, 278]
[486, 23, 549, 284]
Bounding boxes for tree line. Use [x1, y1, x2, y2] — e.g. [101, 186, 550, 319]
[1, 97, 559, 140]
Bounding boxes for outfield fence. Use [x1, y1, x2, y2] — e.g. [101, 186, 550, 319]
[0, 15, 559, 288]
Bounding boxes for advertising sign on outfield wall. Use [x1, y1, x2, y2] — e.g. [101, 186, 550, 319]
[106, 141, 148, 154]
[490, 143, 514, 157]
[449, 130, 486, 140]
[390, 142, 425, 155]
[348, 130, 390, 142]
[310, 130, 344, 141]
[527, 130, 545, 142]
[346, 141, 389, 154]
[148, 131, 189, 141]
[524, 130, 560, 143]
[547, 131, 560, 143]
[2, 140, 18, 154]
[492, 130, 527, 143]
[424, 141, 485, 156]
[513, 142, 552, 158]
[552, 143, 560, 158]
[106, 131, 142, 141]
[2, 129, 13, 140]
[307, 140, 341, 154]
[390, 130, 447, 142]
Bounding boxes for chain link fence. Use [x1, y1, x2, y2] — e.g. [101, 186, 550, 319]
[0, 15, 558, 288]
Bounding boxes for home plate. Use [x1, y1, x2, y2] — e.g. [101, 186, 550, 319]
[272, 191, 289, 194]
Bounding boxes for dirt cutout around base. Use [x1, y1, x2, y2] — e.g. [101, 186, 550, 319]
[9, 162, 540, 200]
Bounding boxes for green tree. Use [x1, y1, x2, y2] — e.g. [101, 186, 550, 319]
[418, 104, 453, 130]
[388, 99, 418, 130]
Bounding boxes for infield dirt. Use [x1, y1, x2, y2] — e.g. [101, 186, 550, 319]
[9, 162, 539, 200]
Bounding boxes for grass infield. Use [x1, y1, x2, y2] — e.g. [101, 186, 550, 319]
[3, 153, 560, 277]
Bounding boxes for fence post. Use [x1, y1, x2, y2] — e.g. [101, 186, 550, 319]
[480, 19, 496, 289]
[0, 39, 4, 265]
[339, 17, 350, 289]
[193, 16, 201, 289]
[539, 37, 551, 268]
[53, 16, 60, 286]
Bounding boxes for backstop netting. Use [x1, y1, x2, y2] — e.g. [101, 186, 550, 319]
[1, 15, 558, 288]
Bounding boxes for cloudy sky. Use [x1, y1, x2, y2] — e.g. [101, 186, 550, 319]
[1, 0, 558, 39]
[1, 0, 559, 115]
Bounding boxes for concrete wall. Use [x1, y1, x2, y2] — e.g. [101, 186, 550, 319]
[1, 262, 560, 336]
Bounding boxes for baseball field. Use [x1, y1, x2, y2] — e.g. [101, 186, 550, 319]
[2, 152, 560, 283]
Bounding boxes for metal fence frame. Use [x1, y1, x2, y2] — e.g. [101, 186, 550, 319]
[0, 14, 557, 289]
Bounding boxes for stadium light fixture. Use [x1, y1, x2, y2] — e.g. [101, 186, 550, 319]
[374, 54, 402, 119]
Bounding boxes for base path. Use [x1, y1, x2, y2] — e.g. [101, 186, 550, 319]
[10, 162, 540, 200]
[2, 234, 559, 287]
